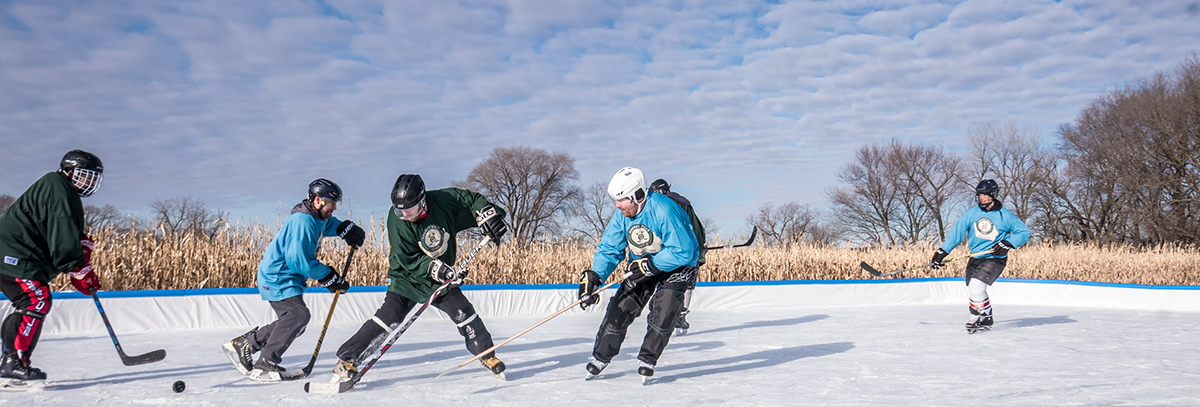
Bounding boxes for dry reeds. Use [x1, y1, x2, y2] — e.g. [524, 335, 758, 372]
[53, 220, 1200, 292]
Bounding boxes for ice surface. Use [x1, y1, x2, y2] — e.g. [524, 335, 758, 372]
[4, 304, 1198, 405]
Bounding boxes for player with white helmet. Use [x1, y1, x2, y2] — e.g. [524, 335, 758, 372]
[578, 167, 698, 384]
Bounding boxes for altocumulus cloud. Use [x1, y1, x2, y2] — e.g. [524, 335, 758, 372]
[2, 0, 1198, 234]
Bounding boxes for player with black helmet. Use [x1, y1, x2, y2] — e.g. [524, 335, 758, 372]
[331, 173, 510, 381]
[647, 178, 706, 335]
[221, 178, 365, 381]
[930, 179, 1030, 334]
[0, 150, 105, 389]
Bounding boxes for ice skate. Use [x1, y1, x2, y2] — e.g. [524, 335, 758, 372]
[637, 360, 655, 385]
[0, 354, 46, 392]
[222, 328, 257, 375]
[675, 309, 691, 336]
[248, 357, 286, 382]
[965, 307, 993, 334]
[332, 359, 359, 383]
[480, 355, 507, 381]
[583, 357, 608, 380]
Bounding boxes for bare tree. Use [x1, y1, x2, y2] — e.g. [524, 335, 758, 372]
[457, 146, 581, 242]
[567, 182, 614, 245]
[968, 122, 1057, 222]
[0, 194, 14, 216]
[1056, 55, 1200, 244]
[745, 201, 820, 247]
[83, 204, 125, 233]
[149, 196, 228, 238]
[892, 142, 963, 242]
[828, 143, 899, 246]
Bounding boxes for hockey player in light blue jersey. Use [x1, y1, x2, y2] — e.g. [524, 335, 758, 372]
[577, 167, 698, 384]
[931, 179, 1031, 334]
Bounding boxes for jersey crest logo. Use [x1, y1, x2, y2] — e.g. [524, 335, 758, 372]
[973, 217, 999, 240]
[419, 225, 450, 259]
[627, 224, 663, 257]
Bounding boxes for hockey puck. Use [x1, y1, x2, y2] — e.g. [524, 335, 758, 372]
[172, 380, 186, 393]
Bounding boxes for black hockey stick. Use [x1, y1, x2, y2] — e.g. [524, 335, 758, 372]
[92, 292, 166, 366]
[705, 226, 757, 250]
[860, 249, 992, 277]
[295, 246, 357, 379]
[305, 237, 492, 394]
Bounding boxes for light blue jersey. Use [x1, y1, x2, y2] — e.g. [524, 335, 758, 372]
[592, 192, 698, 281]
[257, 202, 342, 301]
[942, 202, 1031, 258]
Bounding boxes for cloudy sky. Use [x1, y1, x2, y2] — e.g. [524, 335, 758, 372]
[2, 0, 1198, 236]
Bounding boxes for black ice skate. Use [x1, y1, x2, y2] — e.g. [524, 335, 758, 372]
[222, 328, 257, 375]
[248, 357, 287, 382]
[675, 309, 691, 336]
[480, 355, 507, 381]
[0, 354, 47, 392]
[584, 357, 608, 380]
[965, 307, 994, 334]
[637, 360, 655, 385]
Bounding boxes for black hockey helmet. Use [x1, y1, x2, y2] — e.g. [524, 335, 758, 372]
[975, 179, 1000, 197]
[308, 178, 343, 202]
[60, 149, 104, 197]
[649, 178, 671, 194]
[391, 174, 425, 210]
[60, 149, 104, 175]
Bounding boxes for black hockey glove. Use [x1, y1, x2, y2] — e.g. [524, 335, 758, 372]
[930, 248, 949, 270]
[317, 267, 349, 293]
[429, 259, 467, 284]
[475, 206, 507, 244]
[337, 220, 366, 248]
[578, 269, 602, 310]
[991, 240, 1014, 257]
[625, 255, 659, 286]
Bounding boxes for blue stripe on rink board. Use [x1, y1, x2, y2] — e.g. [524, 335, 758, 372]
[4, 277, 1197, 300]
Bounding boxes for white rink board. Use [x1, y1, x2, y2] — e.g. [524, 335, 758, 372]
[3, 279, 1198, 335]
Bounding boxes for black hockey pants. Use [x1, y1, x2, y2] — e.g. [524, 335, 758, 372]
[592, 266, 695, 366]
[336, 288, 495, 363]
[250, 295, 311, 364]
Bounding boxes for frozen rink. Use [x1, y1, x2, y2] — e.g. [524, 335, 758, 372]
[4, 302, 1199, 406]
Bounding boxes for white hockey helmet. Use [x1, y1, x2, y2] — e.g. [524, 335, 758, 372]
[607, 166, 647, 202]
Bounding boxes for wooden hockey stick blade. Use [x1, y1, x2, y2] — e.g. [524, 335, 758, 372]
[120, 349, 166, 366]
[433, 272, 632, 382]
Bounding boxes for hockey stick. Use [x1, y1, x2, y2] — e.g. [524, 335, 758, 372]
[705, 226, 757, 250]
[92, 292, 167, 366]
[305, 237, 491, 395]
[434, 271, 634, 382]
[296, 246, 357, 378]
[860, 249, 993, 277]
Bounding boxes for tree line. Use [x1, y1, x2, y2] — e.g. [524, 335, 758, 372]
[829, 55, 1199, 246]
[3, 55, 1194, 248]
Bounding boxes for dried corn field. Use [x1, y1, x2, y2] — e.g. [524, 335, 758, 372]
[49, 220, 1200, 292]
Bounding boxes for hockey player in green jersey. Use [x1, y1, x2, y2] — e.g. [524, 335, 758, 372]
[332, 174, 509, 381]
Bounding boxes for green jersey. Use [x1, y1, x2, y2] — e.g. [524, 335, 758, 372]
[0, 172, 88, 282]
[385, 188, 505, 302]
